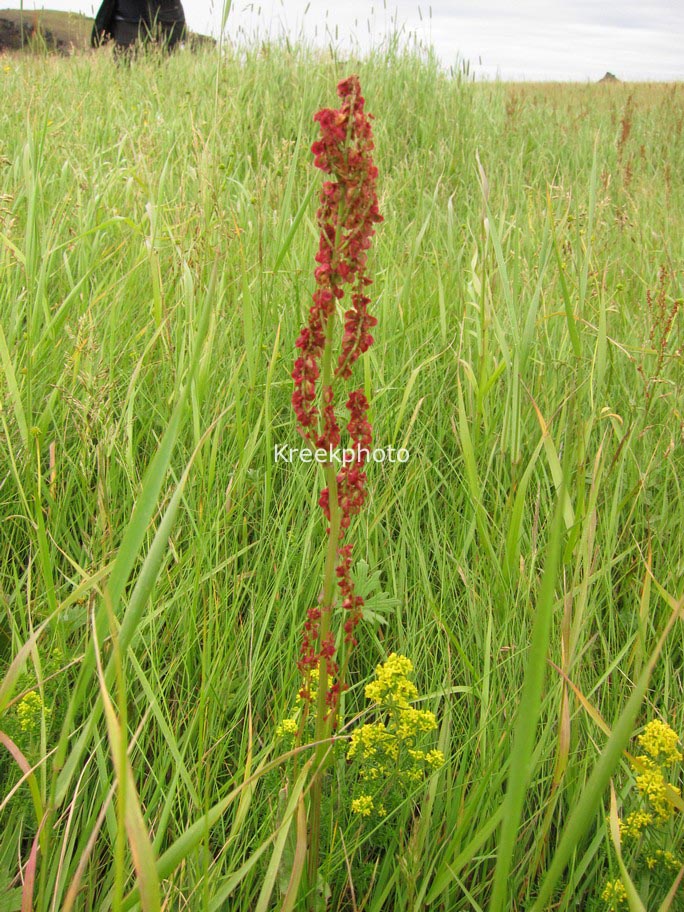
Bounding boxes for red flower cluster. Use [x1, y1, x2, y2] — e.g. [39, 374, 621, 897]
[292, 74, 383, 443]
[336, 544, 365, 647]
[336, 391, 372, 530]
[299, 606, 321, 676]
[294, 76, 382, 715]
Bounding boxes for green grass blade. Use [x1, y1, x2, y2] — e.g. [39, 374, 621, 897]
[489, 488, 565, 911]
[93, 608, 160, 912]
[0, 322, 28, 449]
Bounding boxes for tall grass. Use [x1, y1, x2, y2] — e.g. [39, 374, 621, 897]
[0, 40, 682, 911]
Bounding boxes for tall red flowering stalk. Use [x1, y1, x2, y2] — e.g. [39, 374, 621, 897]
[291, 74, 382, 888]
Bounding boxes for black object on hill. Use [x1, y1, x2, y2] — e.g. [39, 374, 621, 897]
[0, 7, 215, 53]
[92, 0, 186, 50]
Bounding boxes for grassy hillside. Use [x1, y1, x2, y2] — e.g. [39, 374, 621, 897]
[0, 8, 214, 51]
[0, 43, 682, 912]
[0, 8, 92, 50]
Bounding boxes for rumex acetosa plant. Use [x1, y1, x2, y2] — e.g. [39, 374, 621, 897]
[278, 74, 385, 902]
[292, 76, 381, 747]
[290, 74, 383, 893]
[283, 74, 443, 908]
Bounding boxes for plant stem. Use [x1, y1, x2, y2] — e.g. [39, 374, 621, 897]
[307, 312, 342, 901]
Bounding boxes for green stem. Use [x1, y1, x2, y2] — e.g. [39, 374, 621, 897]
[306, 311, 343, 902]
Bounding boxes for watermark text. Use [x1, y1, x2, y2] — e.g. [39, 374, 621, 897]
[274, 444, 410, 465]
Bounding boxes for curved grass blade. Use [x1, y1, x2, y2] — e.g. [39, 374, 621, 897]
[93, 607, 160, 912]
[489, 488, 565, 911]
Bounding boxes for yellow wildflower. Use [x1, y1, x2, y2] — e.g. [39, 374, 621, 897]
[395, 707, 438, 742]
[351, 795, 374, 816]
[365, 653, 418, 708]
[404, 767, 424, 783]
[619, 809, 652, 839]
[601, 878, 627, 909]
[296, 667, 319, 704]
[634, 756, 676, 822]
[348, 653, 445, 818]
[425, 749, 445, 770]
[347, 721, 393, 760]
[646, 849, 681, 872]
[16, 691, 45, 733]
[637, 720, 682, 765]
[275, 718, 298, 739]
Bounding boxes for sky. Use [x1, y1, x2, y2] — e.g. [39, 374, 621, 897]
[2, 0, 683, 80]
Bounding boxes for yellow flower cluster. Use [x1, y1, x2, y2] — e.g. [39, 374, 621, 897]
[601, 879, 627, 909]
[16, 691, 45, 734]
[637, 719, 682, 765]
[364, 653, 418, 708]
[348, 722, 397, 764]
[645, 849, 680, 872]
[348, 654, 445, 817]
[276, 669, 320, 742]
[395, 707, 442, 744]
[629, 721, 681, 823]
[275, 718, 298, 739]
[296, 667, 320, 706]
[619, 809, 653, 839]
[634, 759, 672, 822]
[408, 748, 446, 769]
[605, 719, 682, 906]
[351, 795, 374, 816]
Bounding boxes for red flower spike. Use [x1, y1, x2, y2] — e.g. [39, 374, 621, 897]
[292, 74, 382, 446]
[293, 75, 381, 712]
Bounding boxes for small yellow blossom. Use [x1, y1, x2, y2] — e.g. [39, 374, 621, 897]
[619, 809, 653, 839]
[634, 756, 676, 822]
[348, 721, 394, 759]
[601, 878, 627, 909]
[646, 849, 681, 872]
[365, 653, 418, 709]
[296, 666, 319, 704]
[16, 691, 44, 733]
[425, 749, 445, 770]
[606, 718, 682, 900]
[405, 767, 423, 783]
[351, 795, 374, 816]
[395, 707, 438, 742]
[275, 718, 298, 739]
[637, 720, 682, 765]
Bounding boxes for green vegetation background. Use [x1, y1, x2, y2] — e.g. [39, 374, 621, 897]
[0, 41, 682, 911]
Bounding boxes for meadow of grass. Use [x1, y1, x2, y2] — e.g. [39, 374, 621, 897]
[0, 38, 682, 912]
